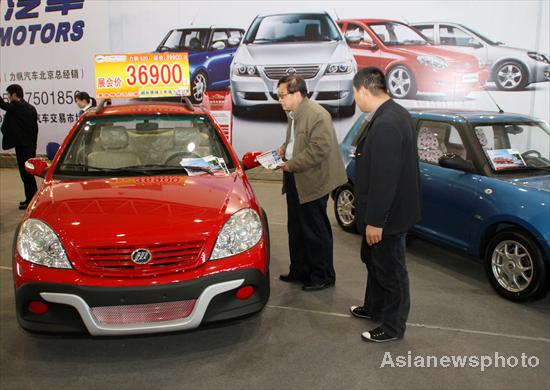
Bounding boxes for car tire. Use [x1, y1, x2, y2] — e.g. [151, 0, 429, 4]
[484, 229, 547, 302]
[494, 61, 529, 91]
[191, 71, 207, 104]
[387, 65, 417, 99]
[334, 183, 358, 233]
[338, 103, 356, 117]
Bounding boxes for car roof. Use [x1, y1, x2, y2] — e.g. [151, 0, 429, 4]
[86, 102, 210, 117]
[172, 26, 244, 30]
[409, 109, 543, 124]
[338, 18, 403, 24]
[256, 11, 329, 17]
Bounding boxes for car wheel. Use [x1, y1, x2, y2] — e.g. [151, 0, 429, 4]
[387, 66, 417, 99]
[338, 103, 356, 117]
[191, 71, 207, 103]
[334, 183, 357, 233]
[494, 61, 528, 91]
[485, 229, 547, 302]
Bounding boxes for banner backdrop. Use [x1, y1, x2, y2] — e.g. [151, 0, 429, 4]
[1, 0, 549, 157]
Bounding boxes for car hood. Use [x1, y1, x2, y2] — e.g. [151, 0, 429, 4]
[500, 174, 550, 193]
[238, 41, 349, 65]
[392, 45, 480, 65]
[29, 174, 255, 247]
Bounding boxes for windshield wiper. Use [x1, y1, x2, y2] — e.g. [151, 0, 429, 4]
[125, 164, 215, 175]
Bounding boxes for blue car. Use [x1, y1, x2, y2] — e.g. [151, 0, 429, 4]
[156, 26, 245, 103]
[334, 109, 550, 302]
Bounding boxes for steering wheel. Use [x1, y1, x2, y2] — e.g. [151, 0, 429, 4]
[164, 151, 201, 166]
[522, 150, 541, 158]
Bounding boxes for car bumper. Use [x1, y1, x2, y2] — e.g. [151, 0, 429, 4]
[531, 63, 550, 83]
[416, 67, 489, 94]
[16, 268, 269, 336]
[230, 71, 355, 108]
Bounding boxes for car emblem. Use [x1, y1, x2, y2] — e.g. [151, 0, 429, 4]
[131, 248, 152, 264]
[286, 67, 297, 75]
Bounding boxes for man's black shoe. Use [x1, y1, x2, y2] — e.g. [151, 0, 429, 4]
[302, 282, 332, 291]
[19, 201, 27, 206]
[361, 326, 401, 343]
[279, 274, 303, 284]
[349, 305, 373, 320]
[18, 202, 29, 210]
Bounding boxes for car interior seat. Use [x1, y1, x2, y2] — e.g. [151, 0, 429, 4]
[163, 126, 211, 163]
[376, 33, 386, 42]
[189, 37, 202, 50]
[87, 126, 141, 169]
[418, 127, 444, 164]
[305, 24, 321, 41]
[475, 128, 489, 149]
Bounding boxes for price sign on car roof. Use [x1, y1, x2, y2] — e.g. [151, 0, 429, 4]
[94, 53, 191, 99]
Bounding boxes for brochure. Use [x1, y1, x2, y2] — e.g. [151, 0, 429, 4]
[256, 149, 284, 170]
[486, 149, 527, 171]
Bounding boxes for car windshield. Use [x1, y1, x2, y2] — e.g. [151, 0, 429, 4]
[243, 14, 341, 44]
[368, 22, 428, 46]
[458, 24, 499, 45]
[55, 115, 235, 177]
[473, 121, 550, 172]
[157, 29, 210, 51]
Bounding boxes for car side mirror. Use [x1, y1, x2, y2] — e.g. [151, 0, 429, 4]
[439, 154, 476, 173]
[25, 157, 50, 178]
[228, 36, 241, 46]
[46, 142, 60, 161]
[241, 151, 262, 170]
[211, 41, 226, 51]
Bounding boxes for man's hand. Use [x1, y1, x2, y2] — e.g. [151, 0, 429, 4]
[365, 225, 383, 246]
[277, 148, 284, 158]
[280, 162, 290, 172]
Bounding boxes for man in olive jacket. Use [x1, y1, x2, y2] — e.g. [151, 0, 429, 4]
[276, 75, 347, 291]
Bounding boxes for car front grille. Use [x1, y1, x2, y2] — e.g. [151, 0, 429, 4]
[263, 65, 320, 80]
[76, 241, 205, 277]
[90, 299, 197, 325]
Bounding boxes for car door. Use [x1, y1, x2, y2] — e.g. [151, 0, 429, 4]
[206, 29, 236, 89]
[342, 22, 381, 70]
[414, 119, 482, 252]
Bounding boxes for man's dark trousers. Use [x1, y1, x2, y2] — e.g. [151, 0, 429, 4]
[15, 146, 37, 202]
[284, 172, 335, 285]
[361, 233, 410, 338]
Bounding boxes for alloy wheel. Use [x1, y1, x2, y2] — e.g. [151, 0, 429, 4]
[491, 240, 533, 293]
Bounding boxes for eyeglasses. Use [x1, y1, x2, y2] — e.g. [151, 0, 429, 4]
[277, 91, 292, 99]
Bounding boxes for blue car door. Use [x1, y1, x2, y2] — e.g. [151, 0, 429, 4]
[415, 120, 481, 252]
[206, 29, 239, 89]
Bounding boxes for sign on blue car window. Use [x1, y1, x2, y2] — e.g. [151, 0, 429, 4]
[486, 149, 527, 171]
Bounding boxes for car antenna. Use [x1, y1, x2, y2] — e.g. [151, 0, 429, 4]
[190, 12, 198, 26]
[482, 85, 504, 113]
[95, 98, 111, 114]
[333, 8, 340, 21]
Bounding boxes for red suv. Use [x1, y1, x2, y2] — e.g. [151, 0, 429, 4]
[14, 100, 269, 336]
[337, 19, 489, 99]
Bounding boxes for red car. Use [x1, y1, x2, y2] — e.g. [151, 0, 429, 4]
[337, 19, 489, 99]
[14, 100, 269, 336]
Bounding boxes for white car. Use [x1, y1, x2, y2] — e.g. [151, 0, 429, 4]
[230, 11, 357, 116]
[412, 22, 550, 91]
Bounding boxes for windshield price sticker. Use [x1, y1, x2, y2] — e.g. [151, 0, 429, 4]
[94, 53, 191, 99]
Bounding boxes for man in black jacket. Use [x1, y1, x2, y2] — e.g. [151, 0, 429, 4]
[0, 84, 39, 209]
[350, 68, 421, 343]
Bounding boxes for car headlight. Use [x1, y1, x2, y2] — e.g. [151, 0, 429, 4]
[527, 52, 550, 64]
[325, 60, 354, 74]
[16, 219, 71, 269]
[417, 55, 448, 69]
[233, 63, 258, 76]
[210, 208, 263, 260]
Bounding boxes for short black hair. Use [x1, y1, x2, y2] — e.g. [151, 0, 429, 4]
[75, 91, 91, 103]
[6, 84, 23, 99]
[352, 67, 387, 95]
[277, 74, 308, 97]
